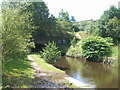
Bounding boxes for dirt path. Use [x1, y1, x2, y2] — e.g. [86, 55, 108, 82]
[28, 55, 70, 88]
[28, 55, 92, 88]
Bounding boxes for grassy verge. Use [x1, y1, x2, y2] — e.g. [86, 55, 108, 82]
[111, 45, 119, 66]
[112, 46, 118, 58]
[3, 58, 34, 88]
[30, 54, 79, 88]
[30, 54, 64, 73]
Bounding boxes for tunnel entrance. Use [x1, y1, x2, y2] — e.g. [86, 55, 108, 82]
[31, 44, 45, 52]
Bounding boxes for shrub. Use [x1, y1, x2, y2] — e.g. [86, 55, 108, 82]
[104, 37, 113, 46]
[81, 36, 112, 62]
[66, 41, 82, 57]
[40, 41, 61, 64]
[70, 37, 78, 47]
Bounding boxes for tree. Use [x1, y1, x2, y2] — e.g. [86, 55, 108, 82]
[1, 1, 35, 64]
[57, 10, 77, 32]
[94, 17, 120, 44]
[40, 41, 61, 64]
[93, 6, 120, 44]
[104, 17, 120, 44]
[26, 1, 67, 40]
[58, 9, 70, 22]
[26, 1, 50, 38]
[101, 6, 120, 20]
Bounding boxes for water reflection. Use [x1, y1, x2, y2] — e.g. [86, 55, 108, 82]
[55, 57, 118, 88]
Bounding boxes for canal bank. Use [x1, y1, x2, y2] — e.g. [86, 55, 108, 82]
[28, 54, 92, 88]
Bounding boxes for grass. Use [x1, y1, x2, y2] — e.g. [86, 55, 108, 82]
[3, 58, 34, 88]
[3, 59, 33, 77]
[30, 54, 65, 73]
[30, 54, 80, 88]
[111, 45, 118, 58]
[111, 45, 119, 66]
[2, 53, 79, 88]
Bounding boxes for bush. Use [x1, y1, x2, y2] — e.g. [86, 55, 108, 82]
[70, 37, 78, 47]
[104, 37, 113, 46]
[81, 36, 112, 62]
[40, 41, 61, 64]
[66, 41, 82, 58]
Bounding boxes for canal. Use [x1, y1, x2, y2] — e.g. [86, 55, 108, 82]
[55, 57, 118, 88]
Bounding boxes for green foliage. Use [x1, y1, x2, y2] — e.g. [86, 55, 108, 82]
[58, 9, 70, 22]
[78, 31, 90, 39]
[26, 2, 73, 42]
[81, 36, 112, 62]
[40, 42, 61, 64]
[77, 20, 96, 32]
[72, 24, 80, 32]
[58, 43, 70, 54]
[66, 41, 82, 58]
[79, 27, 84, 31]
[101, 6, 120, 20]
[111, 46, 118, 59]
[57, 20, 74, 32]
[93, 6, 120, 44]
[70, 37, 78, 47]
[104, 37, 113, 46]
[1, 1, 35, 64]
[26, 1, 51, 38]
[98, 17, 119, 44]
[57, 9, 77, 33]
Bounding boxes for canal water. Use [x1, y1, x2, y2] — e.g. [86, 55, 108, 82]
[55, 57, 118, 88]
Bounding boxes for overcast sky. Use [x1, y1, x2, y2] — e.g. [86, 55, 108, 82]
[0, 0, 119, 21]
[44, 0, 120, 21]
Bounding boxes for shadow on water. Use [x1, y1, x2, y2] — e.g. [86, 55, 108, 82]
[55, 57, 118, 88]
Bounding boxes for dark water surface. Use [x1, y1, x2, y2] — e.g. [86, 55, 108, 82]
[55, 57, 118, 88]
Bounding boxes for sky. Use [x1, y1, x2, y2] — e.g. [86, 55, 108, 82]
[43, 0, 120, 21]
[0, 0, 119, 21]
